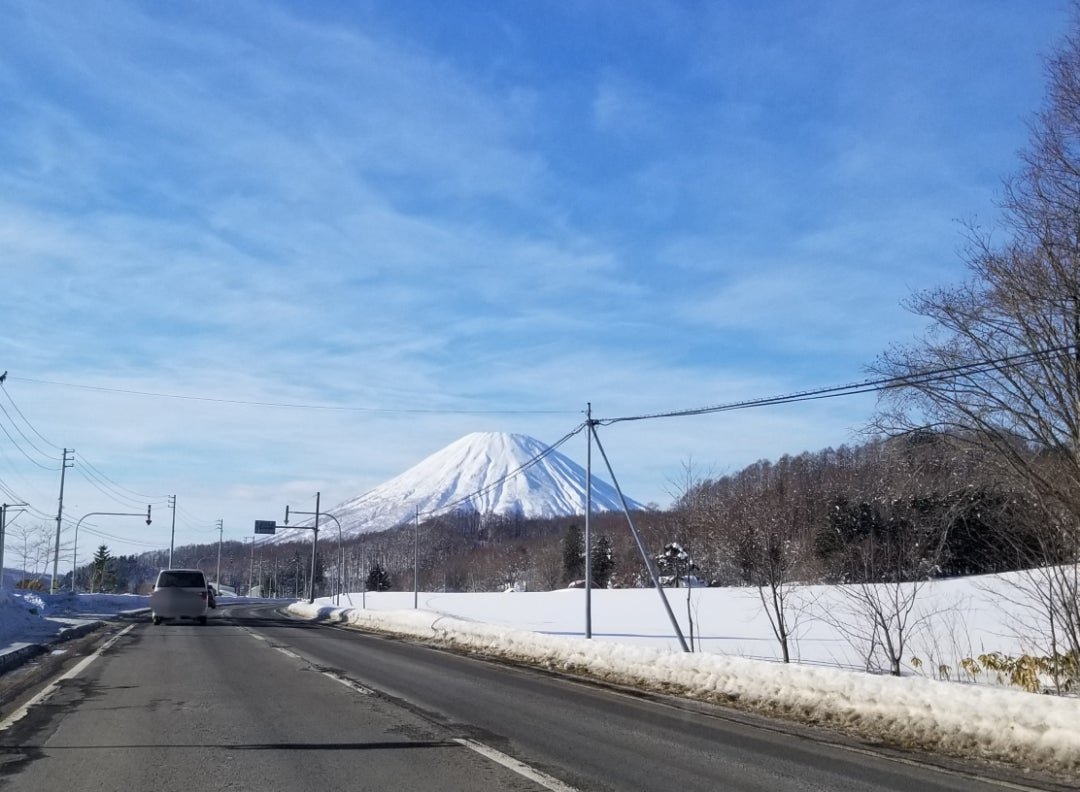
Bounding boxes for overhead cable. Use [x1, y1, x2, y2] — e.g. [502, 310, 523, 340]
[598, 345, 1073, 425]
[76, 453, 168, 502]
[0, 397, 61, 462]
[9, 376, 576, 416]
[0, 417, 59, 471]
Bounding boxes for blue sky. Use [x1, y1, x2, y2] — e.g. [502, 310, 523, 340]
[0, 0, 1071, 558]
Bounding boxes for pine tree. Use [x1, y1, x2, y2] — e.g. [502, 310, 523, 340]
[91, 544, 115, 593]
[656, 543, 694, 587]
[561, 524, 584, 584]
[590, 535, 616, 588]
[366, 562, 392, 592]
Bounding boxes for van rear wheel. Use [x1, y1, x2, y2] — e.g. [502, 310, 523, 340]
[198, 616, 207, 625]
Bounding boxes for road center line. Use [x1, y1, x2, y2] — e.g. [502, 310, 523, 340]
[454, 737, 580, 792]
[320, 670, 374, 695]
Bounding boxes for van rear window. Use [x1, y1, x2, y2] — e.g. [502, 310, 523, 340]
[157, 571, 206, 588]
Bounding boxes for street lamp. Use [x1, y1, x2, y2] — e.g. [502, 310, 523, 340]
[286, 497, 347, 606]
[72, 506, 151, 592]
[283, 492, 320, 604]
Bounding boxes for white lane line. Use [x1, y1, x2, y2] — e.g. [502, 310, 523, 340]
[246, 628, 371, 695]
[0, 623, 137, 732]
[320, 671, 373, 695]
[454, 738, 580, 792]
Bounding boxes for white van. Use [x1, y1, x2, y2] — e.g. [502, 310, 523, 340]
[151, 569, 211, 625]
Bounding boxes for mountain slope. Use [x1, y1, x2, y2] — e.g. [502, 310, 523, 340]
[292, 432, 644, 539]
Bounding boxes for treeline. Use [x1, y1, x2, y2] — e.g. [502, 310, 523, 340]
[68, 432, 1061, 597]
[662, 431, 1063, 589]
[82, 431, 1063, 598]
[347, 431, 1067, 595]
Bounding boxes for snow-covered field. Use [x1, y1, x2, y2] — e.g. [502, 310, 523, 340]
[2, 571, 1078, 776]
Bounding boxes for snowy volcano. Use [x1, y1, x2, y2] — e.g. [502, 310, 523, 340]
[287, 432, 644, 539]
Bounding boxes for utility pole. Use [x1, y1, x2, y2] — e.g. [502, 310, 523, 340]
[414, 505, 419, 609]
[588, 422, 690, 653]
[247, 537, 254, 595]
[0, 502, 28, 591]
[51, 448, 73, 594]
[311, 492, 319, 604]
[585, 402, 594, 640]
[215, 519, 223, 590]
[167, 495, 176, 568]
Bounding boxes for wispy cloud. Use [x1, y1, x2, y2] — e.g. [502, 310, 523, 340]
[0, 0, 1069, 547]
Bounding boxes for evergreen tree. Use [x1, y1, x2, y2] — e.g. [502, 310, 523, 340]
[590, 535, 616, 588]
[656, 543, 695, 587]
[366, 562, 392, 592]
[561, 524, 584, 583]
[91, 544, 116, 593]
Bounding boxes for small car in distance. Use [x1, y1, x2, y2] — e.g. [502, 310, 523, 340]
[151, 569, 211, 625]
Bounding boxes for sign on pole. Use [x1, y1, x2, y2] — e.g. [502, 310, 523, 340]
[254, 520, 276, 535]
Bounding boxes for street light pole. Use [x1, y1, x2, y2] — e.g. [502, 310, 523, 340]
[73, 507, 152, 592]
[283, 493, 320, 605]
[286, 503, 345, 606]
[167, 495, 176, 569]
[215, 519, 223, 590]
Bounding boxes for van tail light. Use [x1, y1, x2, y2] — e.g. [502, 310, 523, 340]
[200, 591, 208, 601]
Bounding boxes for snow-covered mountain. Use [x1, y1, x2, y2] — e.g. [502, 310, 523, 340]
[283, 432, 644, 540]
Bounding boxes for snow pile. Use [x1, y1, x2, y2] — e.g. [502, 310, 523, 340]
[288, 595, 1080, 775]
[0, 590, 149, 646]
[0, 590, 52, 646]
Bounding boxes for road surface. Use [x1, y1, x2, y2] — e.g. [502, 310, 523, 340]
[0, 602, 1071, 791]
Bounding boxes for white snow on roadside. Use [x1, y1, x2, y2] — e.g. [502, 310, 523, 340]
[0, 590, 150, 645]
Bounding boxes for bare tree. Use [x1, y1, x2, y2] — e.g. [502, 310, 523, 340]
[9, 521, 54, 585]
[740, 461, 813, 664]
[872, 12, 1080, 673]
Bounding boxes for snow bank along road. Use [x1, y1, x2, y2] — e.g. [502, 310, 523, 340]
[289, 598, 1080, 781]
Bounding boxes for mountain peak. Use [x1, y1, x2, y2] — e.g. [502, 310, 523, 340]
[321, 431, 642, 537]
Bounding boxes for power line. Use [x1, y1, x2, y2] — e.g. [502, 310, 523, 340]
[0, 414, 59, 471]
[597, 345, 1073, 425]
[76, 453, 168, 502]
[72, 464, 155, 511]
[0, 480, 53, 523]
[0, 394, 61, 462]
[9, 376, 577, 416]
[0, 383, 63, 452]
[79, 525, 163, 549]
[175, 504, 216, 527]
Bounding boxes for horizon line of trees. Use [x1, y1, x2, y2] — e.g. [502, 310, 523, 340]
[12, 424, 1059, 600]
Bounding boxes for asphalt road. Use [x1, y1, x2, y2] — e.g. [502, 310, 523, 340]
[0, 603, 1071, 792]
